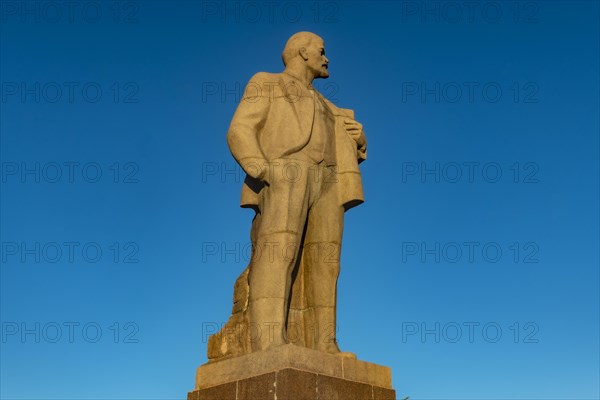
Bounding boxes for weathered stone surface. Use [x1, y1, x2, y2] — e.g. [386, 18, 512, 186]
[317, 374, 373, 400]
[232, 267, 249, 314]
[188, 367, 395, 400]
[197, 382, 237, 400]
[237, 372, 276, 400]
[276, 369, 317, 400]
[373, 386, 397, 400]
[342, 356, 392, 389]
[196, 344, 391, 390]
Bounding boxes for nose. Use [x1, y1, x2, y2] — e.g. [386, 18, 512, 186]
[324, 55, 329, 63]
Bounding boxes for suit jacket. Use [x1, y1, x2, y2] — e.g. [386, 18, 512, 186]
[226, 72, 367, 211]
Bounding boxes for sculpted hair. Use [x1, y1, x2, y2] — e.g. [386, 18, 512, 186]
[281, 32, 320, 66]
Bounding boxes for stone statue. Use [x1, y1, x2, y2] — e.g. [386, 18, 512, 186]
[207, 31, 367, 361]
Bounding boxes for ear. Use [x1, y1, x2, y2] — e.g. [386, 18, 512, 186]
[299, 47, 309, 61]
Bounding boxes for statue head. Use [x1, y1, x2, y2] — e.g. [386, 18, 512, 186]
[282, 32, 329, 80]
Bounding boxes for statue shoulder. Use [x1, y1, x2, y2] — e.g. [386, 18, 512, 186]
[247, 72, 281, 85]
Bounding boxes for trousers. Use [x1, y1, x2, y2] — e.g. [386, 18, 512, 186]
[247, 156, 344, 351]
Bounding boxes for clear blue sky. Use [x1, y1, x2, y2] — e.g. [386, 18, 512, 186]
[1, 1, 598, 399]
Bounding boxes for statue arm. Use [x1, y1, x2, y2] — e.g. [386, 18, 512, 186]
[226, 73, 272, 180]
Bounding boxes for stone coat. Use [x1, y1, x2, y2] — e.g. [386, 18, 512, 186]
[226, 71, 367, 211]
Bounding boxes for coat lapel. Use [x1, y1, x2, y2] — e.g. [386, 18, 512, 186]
[280, 73, 315, 141]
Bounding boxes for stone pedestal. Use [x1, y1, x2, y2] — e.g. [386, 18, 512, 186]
[188, 344, 396, 400]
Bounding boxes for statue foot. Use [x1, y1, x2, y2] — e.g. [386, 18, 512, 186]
[336, 351, 357, 359]
[321, 341, 357, 359]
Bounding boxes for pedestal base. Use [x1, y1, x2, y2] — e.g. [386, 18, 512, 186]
[188, 344, 396, 400]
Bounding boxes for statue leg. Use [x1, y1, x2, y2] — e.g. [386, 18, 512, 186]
[303, 164, 345, 353]
[247, 159, 311, 352]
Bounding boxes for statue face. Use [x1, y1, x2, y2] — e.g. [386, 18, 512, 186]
[305, 39, 329, 79]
